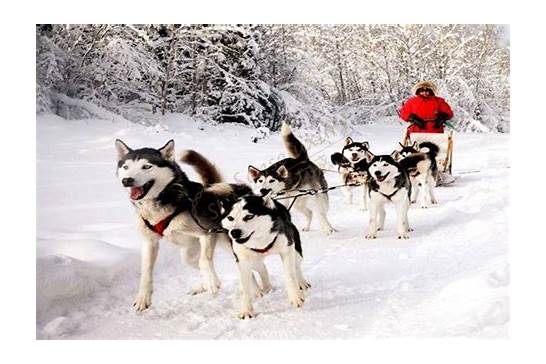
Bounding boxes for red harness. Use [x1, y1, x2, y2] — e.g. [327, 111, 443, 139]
[142, 211, 180, 237]
[250, 235, 278, 254]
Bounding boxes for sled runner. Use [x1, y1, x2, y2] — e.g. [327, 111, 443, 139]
[402, 129, 455, 185]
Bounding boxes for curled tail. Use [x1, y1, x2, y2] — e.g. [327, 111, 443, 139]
[419, 142, 439, 159]
[419, 142, 440, 177]
[179, 150, 223, 185]
[281, 122, 308, 160]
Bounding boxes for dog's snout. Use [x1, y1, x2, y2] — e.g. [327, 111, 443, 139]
[230, 229, 242, 239]
[122, 177, 135, 187]
[374, 171, 382, 177]
[352, 153, 358, 158]
[260, 188, 271, 196]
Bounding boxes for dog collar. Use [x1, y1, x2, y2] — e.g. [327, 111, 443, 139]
[250, 235, 278, 254]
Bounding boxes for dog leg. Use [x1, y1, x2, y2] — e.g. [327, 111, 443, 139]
[295, 253, 311, 291]
[343, 185, 353, 205]
[315, 194, 334, 235]
[377, 203, 386, 231]
[360, 184, 368, 211]
[134, 237, 160, 312]
[396, 199, 411, 239]
[196, 235, 221, 295]
[429, 174, 438, 204]
[410, 178, 419, 204]
[280, 249, 305, 308]
[253, 260, 272, 296]
[237, 260, 256, 319]
[365, 202, 378, 239]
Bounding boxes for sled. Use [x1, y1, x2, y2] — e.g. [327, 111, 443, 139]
[402, 129, 454, 184]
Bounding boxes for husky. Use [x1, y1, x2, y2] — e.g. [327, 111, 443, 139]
[221, 194, 310, 319]
[247, 122, 334, 235]
[115, 139, 251, 312]
[330, 137, 370, 209]
[364, 150, 412, 239]
[394, 141, 439, 208]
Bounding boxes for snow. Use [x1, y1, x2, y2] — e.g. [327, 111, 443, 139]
[36, 113, 509, 339]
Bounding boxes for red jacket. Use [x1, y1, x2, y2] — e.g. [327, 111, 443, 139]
[400, 95, 453, 135]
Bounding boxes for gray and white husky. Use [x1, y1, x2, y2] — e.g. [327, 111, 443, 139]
[394, 141, 439, 208]
[248, 122, 334, 235]
[330, 137, 370, 209]
[115, 139, 251, 311]
[365, 150, 412, 239]
[221, 194, 310, 319]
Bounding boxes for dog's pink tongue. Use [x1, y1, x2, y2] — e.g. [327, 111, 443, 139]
[130, 186, 144, 200]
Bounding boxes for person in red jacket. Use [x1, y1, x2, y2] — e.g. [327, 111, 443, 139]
[399, 81, 453, 136]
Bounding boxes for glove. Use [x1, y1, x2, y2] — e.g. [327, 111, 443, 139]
[409, 114, 425, 129]
[434, 112, 449, 128]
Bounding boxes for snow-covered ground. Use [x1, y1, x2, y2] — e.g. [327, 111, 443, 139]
[36, 113, 509, 339]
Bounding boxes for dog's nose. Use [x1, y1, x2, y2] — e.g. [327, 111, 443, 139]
[230, 229, 242, 239]
[122, 177, 135, 187]
[260, 188, 271, 196]
[352, 153, 358, 158]
[374, 171, 382, 177]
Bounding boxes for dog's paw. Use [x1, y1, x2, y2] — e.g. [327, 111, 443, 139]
[397, 233, 410, 239]
[321, 227, 334, 235]
[299, 279, 311, 291]
[238, 310, 255, 320]
[365, 233, 377, 239]
[133, 292, 152, 312]
[289, 293, 305, 308]
[301, 226, 311, 232]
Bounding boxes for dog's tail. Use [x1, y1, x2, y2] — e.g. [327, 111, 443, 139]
[281, 122, 308, 160]
[419, 141, 439, 159]
[179, 150, 223, 185]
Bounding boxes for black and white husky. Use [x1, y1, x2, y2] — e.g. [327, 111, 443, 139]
[248, 122, 334, 235]
[330, 137, 370, 209]
[221, 194, 310, 319]
[115, 139, 251, 311]
[365, 151, 412, 239]
[394, 141, 439, 208]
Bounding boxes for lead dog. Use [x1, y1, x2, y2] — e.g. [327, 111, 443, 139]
[365, 150, 412, 239]
[115, 139, 251, 311]
[221, 194, 310, 319]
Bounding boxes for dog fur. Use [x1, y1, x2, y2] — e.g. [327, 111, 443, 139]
[115, 139, 251, 311]
[248, 122, 334, 235]
[221, 195, 310, 319]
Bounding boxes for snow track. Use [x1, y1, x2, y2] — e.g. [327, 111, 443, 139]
[36, 114, 509, 339]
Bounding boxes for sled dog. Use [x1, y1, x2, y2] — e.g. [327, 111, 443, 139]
[115, 139, 251, 311]
[248, 122, 334, 235]
[221, 194, 310, 319]
[365, 150, 412, 239]
[394, 141, 439, 208]
[330, 137, 370, 209]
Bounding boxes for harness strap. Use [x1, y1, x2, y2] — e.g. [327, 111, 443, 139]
[379, 188, 400, 201]
[250, 235, 278, 254]
[142, 206, 185, 236]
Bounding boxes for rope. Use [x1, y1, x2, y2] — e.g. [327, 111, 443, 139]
[273, 182, 363, 211]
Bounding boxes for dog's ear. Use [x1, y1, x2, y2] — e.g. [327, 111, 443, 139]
[115, 139, 132, 160]
[412, 141, 418, 149]
[248, 166, 261, 181]
[345, 137, 353, 145]
[264, 195, 276, 209]
[276, 165, 289, 179]
[331, 152, 343, 166]
[159, 140, 175, 161]
[391, 150, 401, 161]
[398, 142, 405, 149]
[365, 150, 375, 163]
[363, 141, 370, 150]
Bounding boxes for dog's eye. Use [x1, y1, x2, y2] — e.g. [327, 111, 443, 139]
[383, 163, 389, 167]
[123, 165, 129, 170]
[227, 216, 234, 221]
[243, 214, 255, 221]
[268, 179, 275, 183]
[258, 178, 264, 183]
[142, 164, 152, 170]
